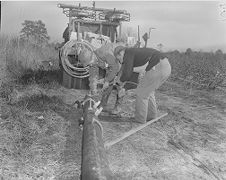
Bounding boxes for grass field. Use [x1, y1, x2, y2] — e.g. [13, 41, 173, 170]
[0, 36, 226, 179]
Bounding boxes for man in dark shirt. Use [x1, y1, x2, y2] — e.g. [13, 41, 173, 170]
[114, 46, 171, 123]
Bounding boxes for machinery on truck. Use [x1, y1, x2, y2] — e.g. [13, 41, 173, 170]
[57, 3, 131, 179]
[58, 2, 130, 89]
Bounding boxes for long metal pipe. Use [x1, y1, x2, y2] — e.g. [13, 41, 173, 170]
[81, 96, 114, 180]
[58, 3, 127, 14]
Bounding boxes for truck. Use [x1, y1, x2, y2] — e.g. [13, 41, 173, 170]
[58, 2, 130, 89]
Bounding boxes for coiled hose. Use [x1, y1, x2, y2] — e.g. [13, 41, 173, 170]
[60, 39, 96, 78]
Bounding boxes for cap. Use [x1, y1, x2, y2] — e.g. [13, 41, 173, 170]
[114, 45, 126, 57]
[78, 48, 93, 66]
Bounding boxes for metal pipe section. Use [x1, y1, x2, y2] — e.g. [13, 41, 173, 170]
[81, 96, 114, 180]
[58, 3, 127, 14]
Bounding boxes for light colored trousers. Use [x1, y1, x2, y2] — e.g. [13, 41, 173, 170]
[135, 58, 171, 123]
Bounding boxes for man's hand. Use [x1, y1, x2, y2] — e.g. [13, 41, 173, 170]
[115, 79, 125, 87]
[103, 81, 109, 90]
[104, 62, 109, 68]
[118, 87, 126, 98]
[114, 75, 124, 86]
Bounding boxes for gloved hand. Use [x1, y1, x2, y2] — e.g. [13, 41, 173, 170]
[114, 76, 124, 86]
[97, 78, 105, 84]
[116, 80, 125, 88]
[102, 81, 109, 90]
[104, 62, 109, 68]
[118, 87, 126, 98]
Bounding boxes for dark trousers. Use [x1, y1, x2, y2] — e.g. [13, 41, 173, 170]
[100, 85, 123, 110]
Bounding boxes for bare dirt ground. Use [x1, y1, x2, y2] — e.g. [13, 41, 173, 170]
[0, 79, 225, 180]
[100, 81, 226, 180]
[52, 79, 226, 180]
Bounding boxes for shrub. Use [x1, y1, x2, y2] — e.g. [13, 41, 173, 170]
[0, 34, 9, 84]
[2, 36, 59, 83]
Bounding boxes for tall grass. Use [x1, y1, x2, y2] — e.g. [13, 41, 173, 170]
[0, 36, 63, 179]
[0, 92, 69, 180]
[1, 35, 59, 83]
[0, 34, 9, 85]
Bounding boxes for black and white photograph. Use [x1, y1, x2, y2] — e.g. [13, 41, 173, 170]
[0, 1, 226, 179]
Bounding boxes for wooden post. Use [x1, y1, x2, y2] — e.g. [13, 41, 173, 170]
[81, 95, 114, 180]
[119, 22, 122, 40]
[137, 25, 140, 48]
[100, 24, 103, 35]
[0, 1, 1, 31]
[69, 17, 73, 39]
[77, 22, 80, 40]
[72, 20, 75, 32]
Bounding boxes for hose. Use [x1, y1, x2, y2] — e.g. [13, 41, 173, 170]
[60, 39, 96, 78]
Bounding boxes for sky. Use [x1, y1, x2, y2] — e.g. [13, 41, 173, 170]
[1, 1, 226, 52]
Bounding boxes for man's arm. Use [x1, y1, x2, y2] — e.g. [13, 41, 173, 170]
[120, 52, 134, 82]
[104, 54, 119, 83]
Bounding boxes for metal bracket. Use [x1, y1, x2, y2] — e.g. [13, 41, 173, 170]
[78, 117, 84, 130]
[82, 98, 96, 110]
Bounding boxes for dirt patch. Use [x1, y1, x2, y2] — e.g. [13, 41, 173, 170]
[0, 80, 225, 180]
[100, 81, 226, 180]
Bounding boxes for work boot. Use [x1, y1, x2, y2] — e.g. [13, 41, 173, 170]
[131, 117, 146, 124]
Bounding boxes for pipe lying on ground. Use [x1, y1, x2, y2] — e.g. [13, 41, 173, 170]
[81, 95, 114, 180]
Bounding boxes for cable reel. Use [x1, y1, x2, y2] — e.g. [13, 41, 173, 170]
[60, 40, 96, 78]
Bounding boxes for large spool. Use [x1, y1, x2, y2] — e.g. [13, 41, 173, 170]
[60, 40, 97, 90]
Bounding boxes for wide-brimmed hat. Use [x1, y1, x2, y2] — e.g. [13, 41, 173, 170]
[78, 48, 93, 66]
[114, 45, 126, 57]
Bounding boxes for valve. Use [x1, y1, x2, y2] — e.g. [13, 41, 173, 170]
[78, 117, 84, 130]
[93, 101, 101, 109]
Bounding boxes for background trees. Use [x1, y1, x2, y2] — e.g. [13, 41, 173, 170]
[20, 20, 50, 45]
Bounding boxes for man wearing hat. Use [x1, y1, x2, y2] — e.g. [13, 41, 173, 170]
[78, 42, 124, 86]
[78, 42, 125, 112]
[114, 46, 171, 123]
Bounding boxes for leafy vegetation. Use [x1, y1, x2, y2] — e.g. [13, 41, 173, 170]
[165, 48, 226, 88]
[2, 35, 60, 84]
[20, 20, 50, 45]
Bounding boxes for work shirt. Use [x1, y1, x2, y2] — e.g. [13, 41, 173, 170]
[95, 43, 123, 82]
[120, 48, 164, 82]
